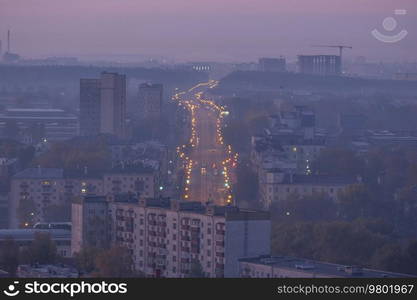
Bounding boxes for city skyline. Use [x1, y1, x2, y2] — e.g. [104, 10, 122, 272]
[1, 0, 417, 285]
[0, 0, 416, 62]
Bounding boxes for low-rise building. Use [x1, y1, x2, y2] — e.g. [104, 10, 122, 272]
[259, 170, 357, 209]
[0, 228, 71, 258]
[239, 255, 414, 278]
[10, 167, 157, 228]
[0, 108, 78, 142]
[17, 264, 78, 278]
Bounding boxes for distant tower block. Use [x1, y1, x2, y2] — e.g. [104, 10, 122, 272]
[138, 83, 163, 120]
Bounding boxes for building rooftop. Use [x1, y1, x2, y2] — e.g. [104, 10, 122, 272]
[18, 264, 78, 278]
[14, 166, 154, 180]
[0, 229, 71, 241]
[280, 174, 357, 186]
[115, 197, 270, 219]
[13, 167, 64, 179]
[80, 195, 107, 204]
[239, 255, 414, 278]
[5, 108, 65, 113]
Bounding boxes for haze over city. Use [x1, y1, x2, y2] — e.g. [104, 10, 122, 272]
[1, 0, 417, 292]
[1, 0, 416, 61]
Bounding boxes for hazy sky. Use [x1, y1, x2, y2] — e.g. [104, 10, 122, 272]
[0, 0, 416, 62]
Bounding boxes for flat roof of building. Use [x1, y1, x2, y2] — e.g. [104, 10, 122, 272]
[14, 168, 64, 179]
[5, 108, 65, 112]
[280, 174, 357, 186]
[239, 255, 415, 278]
[0, 229, 71, 241]
[114, 197, 270, 219]
[14, 167, 154, 180]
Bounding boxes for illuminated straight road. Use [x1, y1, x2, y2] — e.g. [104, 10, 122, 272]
[174, 81, 237, 206]
[189, 106, 228, 205]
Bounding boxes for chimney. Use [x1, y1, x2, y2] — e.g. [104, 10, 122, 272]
[84, 166, 88, 175]
[7, 29, 10, 53]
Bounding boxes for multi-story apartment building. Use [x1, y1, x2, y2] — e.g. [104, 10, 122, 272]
[239, 255, 413, 278]
[71, 195, 110, 254]
[251, 104, 326, 176]
[72, 196, 271, 278]
[103, 170, 156, 200]
[80, 72, 126, 138]
[258, 169, 357, 209]
[138, 83, 163, 120]
[79, 78, 101, 136]
[9, 167, 156, 228]
[298, 55, 341, 76]
[258, 57, 286, 72]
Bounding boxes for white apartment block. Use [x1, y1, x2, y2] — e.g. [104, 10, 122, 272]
[72, 196, 271, 278]
[239, 256, 413, 278]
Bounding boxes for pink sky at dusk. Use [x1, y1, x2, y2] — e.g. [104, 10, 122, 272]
[0, 0, 416, 62]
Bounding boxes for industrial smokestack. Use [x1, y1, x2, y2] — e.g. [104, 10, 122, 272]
[7, 29, 10, 53]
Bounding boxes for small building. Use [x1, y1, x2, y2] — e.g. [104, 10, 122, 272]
[0, 228, 71, 258]
[17, 264, 78, 278]
[0, 108, 78, 142]
[239, 255, 414, 278]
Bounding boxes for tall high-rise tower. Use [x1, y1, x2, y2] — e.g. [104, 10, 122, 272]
[80, 72, 126, 138]
[138, 83, 163, 120]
